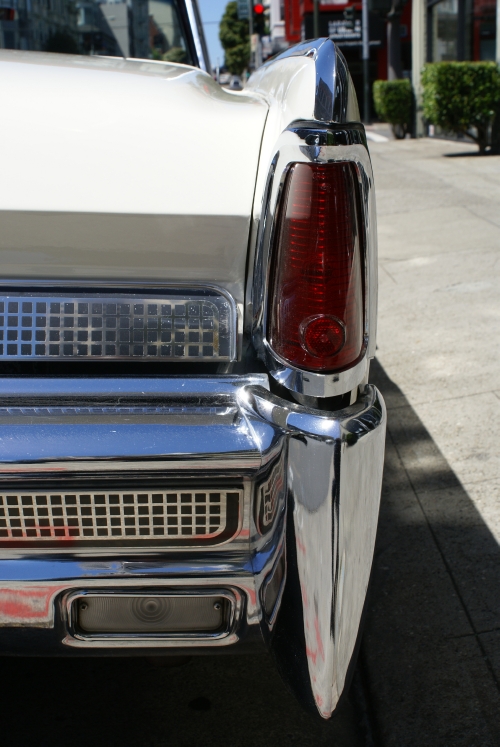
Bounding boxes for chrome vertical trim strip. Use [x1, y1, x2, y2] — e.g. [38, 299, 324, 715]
[184, 0, 210, 73]
[239, 382, 386, 718]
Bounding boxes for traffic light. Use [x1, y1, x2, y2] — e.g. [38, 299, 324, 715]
[253, 3, 266, 37]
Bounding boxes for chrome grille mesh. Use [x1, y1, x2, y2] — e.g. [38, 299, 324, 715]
[0, 489, 241, 545]
[0, 291, 234, 360]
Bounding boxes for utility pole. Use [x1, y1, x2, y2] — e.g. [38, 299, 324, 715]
[313, 0, 319, 38]
[248, 0, 253, 37]
[362, 0, 370, 123]
[411, 0, 426, 136]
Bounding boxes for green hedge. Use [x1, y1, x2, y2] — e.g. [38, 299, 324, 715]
[373, 79, 413, 139]
[422, 62, 500, 153]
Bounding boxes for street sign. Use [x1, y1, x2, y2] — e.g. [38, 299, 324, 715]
[304, 11, 383, 47]
[237, 0, 249, 19]
[328, 18, 362, 43]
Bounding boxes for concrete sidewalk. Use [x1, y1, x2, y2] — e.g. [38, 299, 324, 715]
[362, 137, 500, 745]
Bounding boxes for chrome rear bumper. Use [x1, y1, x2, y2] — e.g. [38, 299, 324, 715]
[0, 374, 386, 719]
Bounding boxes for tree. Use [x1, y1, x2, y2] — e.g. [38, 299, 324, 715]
[219, 1, 250, 76]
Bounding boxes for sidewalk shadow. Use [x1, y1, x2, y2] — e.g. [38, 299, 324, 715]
[445, 151, 500, 157]
[361, 358, 500, 747]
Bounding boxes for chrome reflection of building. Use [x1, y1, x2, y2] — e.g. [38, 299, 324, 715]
[0, 0, 192, 61]
[77, 0, 149, 57]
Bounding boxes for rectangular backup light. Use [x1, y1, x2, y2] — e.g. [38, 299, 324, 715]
[75, 593, 228, 635]
[0, 289, 235, 361]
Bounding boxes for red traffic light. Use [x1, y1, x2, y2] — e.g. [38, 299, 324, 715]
[253, 3, 265, 13]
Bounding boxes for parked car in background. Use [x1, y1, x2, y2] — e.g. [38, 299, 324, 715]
[229, 74, 243, 90]
[0, 0, 385, 721]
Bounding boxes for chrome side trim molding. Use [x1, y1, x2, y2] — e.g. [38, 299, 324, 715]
[0, 374, 268, 399]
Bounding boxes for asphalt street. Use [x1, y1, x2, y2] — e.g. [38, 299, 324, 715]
[0, 653, 368, 746]
[1, 136, 499, 746]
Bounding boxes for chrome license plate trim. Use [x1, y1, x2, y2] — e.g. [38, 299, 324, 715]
[63, 587, 241, 647]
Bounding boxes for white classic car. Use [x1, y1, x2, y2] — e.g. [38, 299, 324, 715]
[0, 0, 385, 721]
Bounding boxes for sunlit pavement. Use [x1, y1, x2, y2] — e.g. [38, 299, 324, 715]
[361, 135, 500, 745]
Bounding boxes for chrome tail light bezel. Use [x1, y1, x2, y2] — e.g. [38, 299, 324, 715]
[249, 122, 377, 399]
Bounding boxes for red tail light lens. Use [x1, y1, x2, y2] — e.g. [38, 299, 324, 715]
[267, 162, 364, 372]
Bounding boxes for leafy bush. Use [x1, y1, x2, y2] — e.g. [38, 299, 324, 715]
[373, 79, 413, 139]
[422, 62, 500, 154]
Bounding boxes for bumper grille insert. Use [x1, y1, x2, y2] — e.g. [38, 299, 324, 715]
[0, 488, 241, 549]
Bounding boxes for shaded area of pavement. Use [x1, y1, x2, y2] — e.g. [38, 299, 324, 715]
[362, 359, 500, 746]
[0, 650, 367, 747]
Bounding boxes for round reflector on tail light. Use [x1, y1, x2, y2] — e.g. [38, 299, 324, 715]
[300, 315, 345, 358]
[267, 161, 364, 373]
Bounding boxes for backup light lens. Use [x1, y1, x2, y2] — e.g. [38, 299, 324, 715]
[77, 594, 226, 634]
[267, 162, 364, 372]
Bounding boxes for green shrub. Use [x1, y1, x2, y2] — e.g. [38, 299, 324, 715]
[373, 79, 413, 139]
[422, 62, 500, 154]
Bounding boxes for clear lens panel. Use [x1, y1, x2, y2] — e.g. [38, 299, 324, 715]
[77, 594, 226, 634]
[0, 290, 235, 361]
